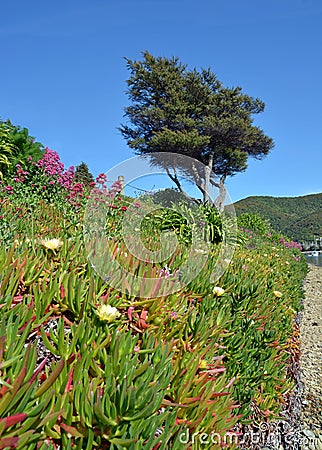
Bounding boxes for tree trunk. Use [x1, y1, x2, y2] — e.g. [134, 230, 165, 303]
[213, 175, 227, 212]
[203, 152, 215, 204]
[166, 168, 199, 204]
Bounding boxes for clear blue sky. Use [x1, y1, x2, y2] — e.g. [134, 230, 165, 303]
[1, 0, 321, 202]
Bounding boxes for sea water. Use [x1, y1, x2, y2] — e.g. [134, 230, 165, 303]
[304, 253, 322, 267]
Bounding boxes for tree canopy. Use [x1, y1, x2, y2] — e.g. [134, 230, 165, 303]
[74, 161, 94, 185]
[0, 121, 17, 178]
[0, 119, 44, 176]
[120, 51, 274, 209]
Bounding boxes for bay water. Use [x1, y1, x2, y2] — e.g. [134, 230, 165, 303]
[304, 253, 322, 267]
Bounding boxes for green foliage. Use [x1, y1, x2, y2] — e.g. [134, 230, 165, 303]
[0, 120, 44, 175]
[199, 203, 223, 243]
[74, 162, 94, 186]
[234, 193, 322, 241]
[237, 213, 270, 236]
[0, 305, 67, 449]
[0, 176, 308, 448]
[217, 243, 307, 419]
[120, 51, 274, 207]
[0, 122, 17, 178]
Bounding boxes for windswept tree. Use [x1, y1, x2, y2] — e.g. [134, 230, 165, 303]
[120, 51, 274, 209]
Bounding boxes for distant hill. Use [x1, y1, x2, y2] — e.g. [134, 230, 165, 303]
[234, 193, 322, 241]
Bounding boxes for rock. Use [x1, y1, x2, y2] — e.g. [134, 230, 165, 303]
[303, 429, 316, 439]
[299, 266, 322, 447]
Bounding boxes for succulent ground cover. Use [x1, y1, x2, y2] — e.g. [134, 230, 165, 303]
[0, 153, 307, 449]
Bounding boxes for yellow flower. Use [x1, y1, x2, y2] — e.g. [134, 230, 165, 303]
[273, 290, 283, 298]
[199, 359, 208, 369]
[213, 286, 225, 296]
[96, 304, 121, 322]
[39, 238, 63, 250]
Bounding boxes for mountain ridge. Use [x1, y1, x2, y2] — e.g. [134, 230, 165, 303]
[233, 192, 322, 241]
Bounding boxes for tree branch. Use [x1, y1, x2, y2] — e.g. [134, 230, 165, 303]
[165, 168, 199, 204]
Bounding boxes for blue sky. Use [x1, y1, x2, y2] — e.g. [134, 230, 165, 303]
[1, 0, 321, 202]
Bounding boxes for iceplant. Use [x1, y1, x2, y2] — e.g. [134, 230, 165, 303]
[213, 286, 225, 296]
[96, 304, 121, 322]
[39, 238, 63, 251]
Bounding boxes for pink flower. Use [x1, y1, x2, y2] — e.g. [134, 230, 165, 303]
[110, 180, 123, 194]
[37, 148, 64, 176]
[96, 173, 107, 184]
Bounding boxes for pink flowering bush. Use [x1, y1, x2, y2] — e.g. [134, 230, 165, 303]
[37, 148, 65, 177]
[279, 236, 302, 251]
[0, 148, 87, 210]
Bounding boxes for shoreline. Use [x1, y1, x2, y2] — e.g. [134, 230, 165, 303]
[299, 264, 322, 439]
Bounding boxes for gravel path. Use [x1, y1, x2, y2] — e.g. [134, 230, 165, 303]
[299, 264, 322, 449]
[237, 264, 322, 450]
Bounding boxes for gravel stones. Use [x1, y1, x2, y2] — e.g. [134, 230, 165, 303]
[300, 265, 322, 436]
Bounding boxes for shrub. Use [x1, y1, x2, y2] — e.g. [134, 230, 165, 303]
[238, 213, 270, 236]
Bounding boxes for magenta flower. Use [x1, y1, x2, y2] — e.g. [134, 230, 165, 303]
[110, 180, 123, 194]
[96, 173, 107, 185]
[37, 148, 64, 176]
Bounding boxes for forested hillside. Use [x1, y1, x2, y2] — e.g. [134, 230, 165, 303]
[234, 193, 322, 241]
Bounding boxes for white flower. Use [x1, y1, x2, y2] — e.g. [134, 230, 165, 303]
[96, 304, 121, 322]
[213, 286, 225, 296]
[194, 248, 208, 255]
[39, 238, 63, 250]
[273, 290, 283, 298]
